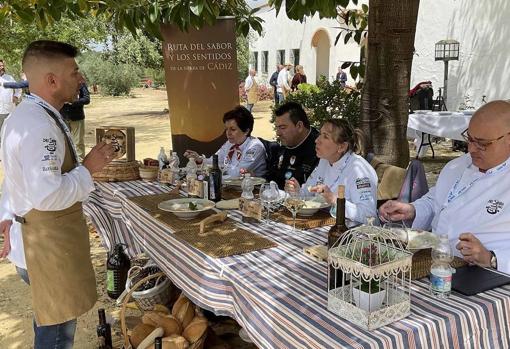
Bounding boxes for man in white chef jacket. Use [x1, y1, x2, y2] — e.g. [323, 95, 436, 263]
[0, 59, 21, 136]
[380, 100, 510, 274]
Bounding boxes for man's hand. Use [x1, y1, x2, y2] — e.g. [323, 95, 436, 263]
[284, 178, 300, 194]
[309, 184, 336, 204]
[0, 219, 12, 258]
[378, 200, 416, 222]
[456, 233, 492, 267]
[82, 142, 115, 174]
[183, 150, 203, 164]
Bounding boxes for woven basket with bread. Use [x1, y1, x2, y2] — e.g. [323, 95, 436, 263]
[121, 272, 207, 349]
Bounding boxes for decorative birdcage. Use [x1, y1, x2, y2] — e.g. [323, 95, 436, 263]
[327, 219, 413, 331]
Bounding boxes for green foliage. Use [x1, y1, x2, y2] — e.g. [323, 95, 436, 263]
[105, 31, 163, 70]
[282, 78, 361, 129]
[237, 34, 249, 81]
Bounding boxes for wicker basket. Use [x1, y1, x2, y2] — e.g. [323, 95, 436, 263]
[121, 272, 207, 349]
[126, 266, 173, 311]
[93, 160, 140, 182]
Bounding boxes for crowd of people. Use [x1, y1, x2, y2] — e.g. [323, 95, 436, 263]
[1, 39, 510, 348]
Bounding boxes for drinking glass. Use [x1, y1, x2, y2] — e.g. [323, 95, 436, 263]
[383, 222, 408, 244]
[284, 191, 305, 232]
[259, 182, 279, 224]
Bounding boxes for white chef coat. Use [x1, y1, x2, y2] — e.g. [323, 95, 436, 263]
[244, 75, 255, 92]
[205, 136, 267, 177]
[302, 151, 378, 224]
[0, 74, 21, 114]
[412, 153, 510, 274]
[0, 94, 95, 268]
[277, 68, 290, 93]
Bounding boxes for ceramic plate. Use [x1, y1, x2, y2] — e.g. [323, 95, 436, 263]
[158, 198, 215, 219]
[297, 196, 330, 216]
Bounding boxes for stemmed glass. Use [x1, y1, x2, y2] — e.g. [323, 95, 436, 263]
[259, 182, 279, 224]
[284, 191, 305, 232]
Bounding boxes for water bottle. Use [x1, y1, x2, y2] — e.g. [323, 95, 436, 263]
[106, 244, 131, 299]
[241, 174, 254, 199]
[169, 151, 180, 168]
[158, 147, 168, 170]
[430, 234, 454, 298]
[186, 158, 198, 191]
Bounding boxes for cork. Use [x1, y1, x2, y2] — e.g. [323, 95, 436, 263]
[337, 185, 345, 199]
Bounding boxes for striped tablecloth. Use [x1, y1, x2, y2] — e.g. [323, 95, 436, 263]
[84, 180, 510, 349]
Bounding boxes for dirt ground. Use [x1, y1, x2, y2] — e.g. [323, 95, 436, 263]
[0, 88, 460, 348]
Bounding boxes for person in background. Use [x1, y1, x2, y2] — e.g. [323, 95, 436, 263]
[277, 63, 292, 104]
[244, 69, 258, 113]
[266, 102, 319, 188]
[379, 101, 510, 274]
[286, 119, 378, 225]
[291, 65, 307, 92]
[184, 106, 267, 177]
[0, 39, 114, 349]
[269, 64, 282, 105]
[0, 60, 21, 134]
[61, 82, 90, 160]
[336, 67, 347, 88]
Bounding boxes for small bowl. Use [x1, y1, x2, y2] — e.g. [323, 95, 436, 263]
[297, 195, 330, 216]
[158, 198, 215, 220]
[139, 165, 159, 181]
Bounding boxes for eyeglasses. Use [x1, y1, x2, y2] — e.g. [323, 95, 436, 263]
[461, 129, 510, 151]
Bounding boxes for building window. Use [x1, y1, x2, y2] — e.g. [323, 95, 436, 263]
[261, 51, 268, 74]
[290, 49, 300, 66]
[277, 49, 285, 65]
[250, 51, 259, 71]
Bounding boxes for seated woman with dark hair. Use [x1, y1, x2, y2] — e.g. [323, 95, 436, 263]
[287, 118, 378, 225]
[184, 106, 267, 177]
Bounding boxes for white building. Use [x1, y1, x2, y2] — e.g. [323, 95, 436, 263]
[249, 0, 509, 110]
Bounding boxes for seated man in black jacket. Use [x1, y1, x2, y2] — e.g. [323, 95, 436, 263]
[60, 82, 90, 160]
[266, 102, 319, 188]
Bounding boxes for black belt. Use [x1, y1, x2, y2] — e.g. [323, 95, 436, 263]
[14, 215, 26, 224]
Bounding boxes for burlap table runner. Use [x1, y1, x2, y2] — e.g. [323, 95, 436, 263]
[411, 248, 467, 280]
[128, 193, 277, 257]
[273, 209, 335, 230]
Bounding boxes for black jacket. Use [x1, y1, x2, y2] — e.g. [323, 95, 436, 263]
[61, 83, 90, 121]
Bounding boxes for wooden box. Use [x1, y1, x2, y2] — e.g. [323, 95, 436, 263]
[96, 126, 135, 162]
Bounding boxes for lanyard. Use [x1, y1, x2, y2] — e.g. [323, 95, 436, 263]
[442, 160, 508, 211]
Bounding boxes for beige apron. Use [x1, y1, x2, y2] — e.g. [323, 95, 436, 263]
[20, 108, 97, 326]
[247, 77, 259, 104]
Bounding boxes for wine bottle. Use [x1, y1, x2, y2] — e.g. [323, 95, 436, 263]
[208, 154, 222, 202]
[154, 337, 163, 349]
[97, 308, 112, 349]
[328, 185, 348, 290]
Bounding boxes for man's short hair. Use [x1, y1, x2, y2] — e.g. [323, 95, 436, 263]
[274, 102, 310, 128]
[22, 40, 79, 69]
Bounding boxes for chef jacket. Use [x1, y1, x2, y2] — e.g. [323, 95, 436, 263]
[0, 94, 95, 268]
[412, 153, 510, 273]
[303, 151, 378, 225]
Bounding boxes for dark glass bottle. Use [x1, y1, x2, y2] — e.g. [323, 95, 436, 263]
[154, 337, 163, 349]
[328, 186, 348, 290]
[97, 308, 112, 349]
[106, 243, 131, 299]
[208, 154, 222, 202]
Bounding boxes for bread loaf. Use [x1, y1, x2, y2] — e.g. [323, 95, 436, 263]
[182, 316, 208, 343]
[158, 314, 183, 337]
[137, 327, 164, 349]
[172, 295, 195, 328]
[157, 334, 190, 349]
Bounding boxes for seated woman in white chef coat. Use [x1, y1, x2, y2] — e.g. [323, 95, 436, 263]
[184, 106, 267, 177]
[287, 119, 378, 225]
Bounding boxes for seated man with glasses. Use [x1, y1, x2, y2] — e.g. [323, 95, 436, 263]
[379, 100, 510, 274]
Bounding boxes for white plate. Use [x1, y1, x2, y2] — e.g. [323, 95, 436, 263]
[158, 198, 215, 219]
[297, 196, 330, 216]
[413, 110, 431, 114]
[462, 110, 475, 115]
[215, 198, 240, 210]
[438, 111, 452, 116]
[223, 176, 266, 186]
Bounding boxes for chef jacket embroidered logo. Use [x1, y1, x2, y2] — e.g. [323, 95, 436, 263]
[486, 200, 504, 215]
[290, 155, 296, 165]
[278, 155, 284, 169]
[43, 138, 57, 153]
[356, 177, 371, 189]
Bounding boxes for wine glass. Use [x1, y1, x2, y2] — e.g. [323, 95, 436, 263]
[259, 182, 279, 224]
[284, 192, 305, 232]
[383, 222, 408, 244]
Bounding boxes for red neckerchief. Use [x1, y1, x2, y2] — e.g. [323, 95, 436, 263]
[227, 143, 242, 161]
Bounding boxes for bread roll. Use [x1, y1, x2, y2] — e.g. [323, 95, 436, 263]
[182, 316, 208, 343]
[130, 323, 156, 348]
[172, 295, 195, 328]
[141, 312, 160, 327]
[153, 304, 172, 315]
[137, 327, 164, 349]
[158, 314, 183, 337]
[159, 334, 190, 349]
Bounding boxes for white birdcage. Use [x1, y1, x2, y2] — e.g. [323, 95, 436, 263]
[327, 219, 413, 331]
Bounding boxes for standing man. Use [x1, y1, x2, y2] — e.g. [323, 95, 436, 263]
[61, 82, 90, 160]
[266, 101, 319, 188]
[0, 40, 115, 348]
[244, 69, 258, 113]
[277, 63, 292, 104]
[0, 60, 21, 134]
[269, 64, 282, 105]
[336, 67, 347, 88]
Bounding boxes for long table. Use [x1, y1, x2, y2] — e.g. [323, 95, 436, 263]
[84, 180, 510, 349]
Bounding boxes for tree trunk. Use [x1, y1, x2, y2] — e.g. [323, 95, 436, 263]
[361, 0, 420, 168]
